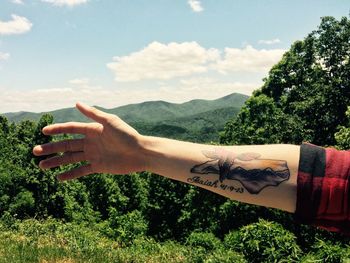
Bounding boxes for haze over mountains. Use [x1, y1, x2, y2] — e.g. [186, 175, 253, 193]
[2, 93, 249, 142]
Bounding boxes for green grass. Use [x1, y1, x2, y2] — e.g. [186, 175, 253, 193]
[0, 219, 246, 263]
[0, 228, 183, 263]
[2, 218, 350, 262]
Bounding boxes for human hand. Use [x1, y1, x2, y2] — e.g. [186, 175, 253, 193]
[33, 103, 147, 181]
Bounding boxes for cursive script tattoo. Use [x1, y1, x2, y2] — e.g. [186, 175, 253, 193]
[187, 176, 244, 193]
[190, 149, 290, 194]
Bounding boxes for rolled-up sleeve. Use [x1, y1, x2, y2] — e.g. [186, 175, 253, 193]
[295, 143, 350, 234]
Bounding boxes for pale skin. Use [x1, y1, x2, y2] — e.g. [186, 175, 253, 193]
[33, 102, 300, 213]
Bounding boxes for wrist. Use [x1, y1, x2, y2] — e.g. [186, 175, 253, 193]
[138, 135, 158, 172]
[137, 135, 203, 176]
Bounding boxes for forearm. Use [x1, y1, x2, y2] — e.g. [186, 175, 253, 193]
[141, 136, 300, 213]
[35, 103, 350, 235]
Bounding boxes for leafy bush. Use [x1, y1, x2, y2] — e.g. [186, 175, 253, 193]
[186, 231, 222, 251]
[237, 219, 302, 263]
[109, 209, 148, 245]
[184, 232, 223, 263]
[0, 211, 18, 231]
[223, 230, 241, 251]
[178, 187, 226, 238]
[146, 174, 191, 240]
[301, 239, 349, 263]
[9, 190, 35, 217]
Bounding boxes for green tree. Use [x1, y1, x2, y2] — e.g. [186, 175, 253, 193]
[221, 95, 289, 145]
[146, 174, 191, 240]
[222, 16, 350, 146]
[81, 173, 128, 220]
[178, 186, 226, 238]
[335, 106, 350, 150]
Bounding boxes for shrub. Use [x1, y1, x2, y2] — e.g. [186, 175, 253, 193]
[9, 190, 35, 217]
[110, 209, 148, 245]
[185, 231, 222, 251]
[238, 219, 302, 263]
[184, 232, 223, 263]
[0, 211, 18, 231]
[301, 239, 348, 263]
[223, 230, 241, 251]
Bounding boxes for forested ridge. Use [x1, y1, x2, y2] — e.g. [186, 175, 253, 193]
[0, 16, 349, 262]
[3, 93, 247, 143]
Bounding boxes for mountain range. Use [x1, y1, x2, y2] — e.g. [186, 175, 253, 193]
[2, 93, 249, 143]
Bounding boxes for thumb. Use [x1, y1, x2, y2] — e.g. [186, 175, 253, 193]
[76, 102, 109, 124]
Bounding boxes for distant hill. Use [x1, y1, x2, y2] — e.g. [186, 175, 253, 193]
[2, 93, 249, 143]
[131, 106, 243, 142]
[111, 93, 248, 123]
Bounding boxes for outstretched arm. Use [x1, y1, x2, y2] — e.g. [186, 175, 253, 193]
[33, 103, 300, 213]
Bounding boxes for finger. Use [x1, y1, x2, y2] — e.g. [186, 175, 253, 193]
[42, 122, 89, 135]
[57, 164, 93, 181]
[33, 139, 84, 156]
[39, 152, 86, 169]
[76, 102, 109, 124]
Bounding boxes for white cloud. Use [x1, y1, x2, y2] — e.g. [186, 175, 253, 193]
[41, 0, 88, 7]
[69, 78, 90, 85]
[0, 76, 259, 113]
[108, 42, 285, 82]
[258, 38, 281, 45]
[1, 42, 285, 113]
[0, 14, 32, 35]
[0, 85, 112, 113]
[107, 41, 219, 82]
[11, 0, 24, 4]
[188, 0, 204, 12]
[0, 52, 10, 61]
[214, 45, 285, 74]
[177, 77, 257, 97]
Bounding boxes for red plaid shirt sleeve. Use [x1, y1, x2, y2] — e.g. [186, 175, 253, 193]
[295, 143, 350, 234]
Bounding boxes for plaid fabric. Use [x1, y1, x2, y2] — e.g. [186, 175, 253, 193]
[295, 143, 350, 234]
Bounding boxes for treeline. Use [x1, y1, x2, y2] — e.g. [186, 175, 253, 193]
[0, 113, 261, 241]
[1, 110, 350, 262]
[0, 15, 349, 262]
[221, 16, 350, 147]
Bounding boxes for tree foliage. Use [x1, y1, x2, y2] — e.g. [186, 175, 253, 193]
[335, 106, 350, 149]
[221, 16, 350, 146]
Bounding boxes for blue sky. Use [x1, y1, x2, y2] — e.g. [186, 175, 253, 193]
[0, 0, 349, 112]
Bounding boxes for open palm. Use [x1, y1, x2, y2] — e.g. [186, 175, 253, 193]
[33, 103, 147, 181]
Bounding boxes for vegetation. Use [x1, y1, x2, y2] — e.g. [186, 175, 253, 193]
[3, 93, 246, 143]
[221, 16, 350, 146]
[0, 15, 349, 262]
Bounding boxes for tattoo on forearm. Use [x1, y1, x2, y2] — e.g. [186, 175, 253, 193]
[189, 149, 290, 194]
[187, 176, 244, 193]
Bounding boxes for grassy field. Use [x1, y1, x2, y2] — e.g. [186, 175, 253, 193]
[2, 218, 350, 263]
[0, 219, 246, 263]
